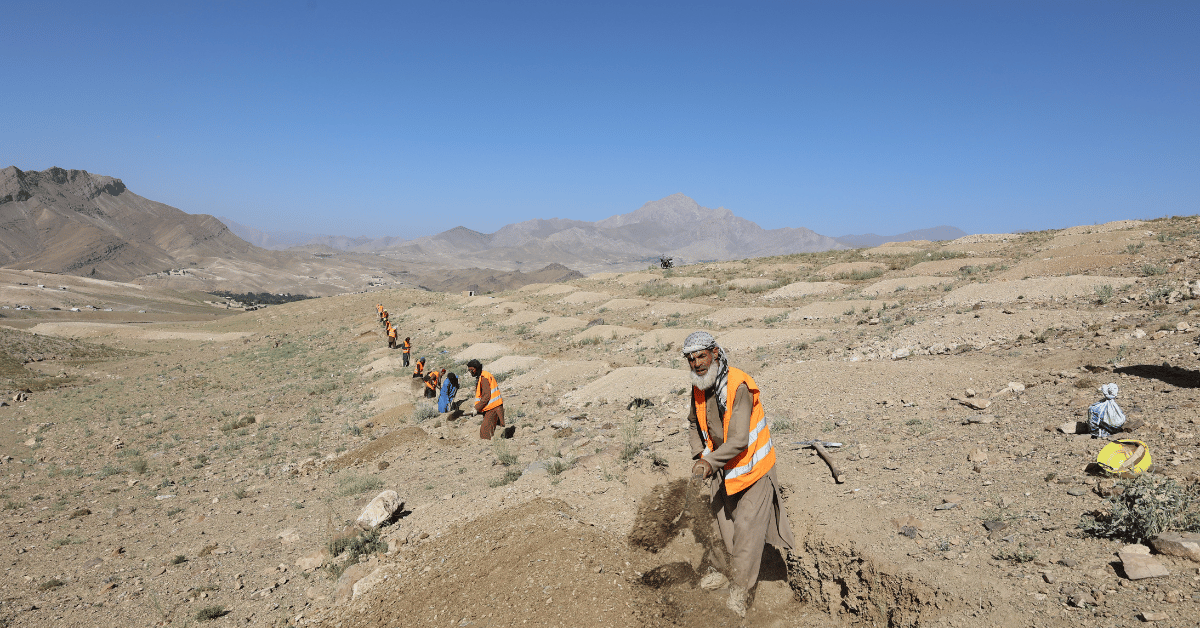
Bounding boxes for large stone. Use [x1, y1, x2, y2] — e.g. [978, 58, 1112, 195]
[967, 448, 988, 464]
[1119, 551, 1169, 580]
[1149, 532, 1200, 562]
[355, 490, 402, 530]
[352, 567, 387, 600]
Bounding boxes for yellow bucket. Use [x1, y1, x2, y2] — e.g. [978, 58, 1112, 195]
[1096, 439, 1151, 477]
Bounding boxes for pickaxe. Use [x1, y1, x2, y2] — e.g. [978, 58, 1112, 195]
[791, 440, 845, 484]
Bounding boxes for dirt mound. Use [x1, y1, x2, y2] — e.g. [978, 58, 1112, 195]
[762, 281, 847, 301]
[328, 426, 429, 471]
[318, 498, 664, 628]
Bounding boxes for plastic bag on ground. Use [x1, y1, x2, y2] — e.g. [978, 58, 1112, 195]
[1088, 383, 1126, 438]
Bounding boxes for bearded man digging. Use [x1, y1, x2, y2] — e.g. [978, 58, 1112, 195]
[683, 331, 795, 617]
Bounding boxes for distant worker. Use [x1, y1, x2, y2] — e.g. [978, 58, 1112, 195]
[387, 323, 397, 349]
[376, 303, 384, 321]
[424, 368, 440, 398]
[682, 331, 795, 617]
[402, 337, 411, 367]
[438, 370, 459, 413]
[413, 357, 425, 379]
[466, 359, 504, 439]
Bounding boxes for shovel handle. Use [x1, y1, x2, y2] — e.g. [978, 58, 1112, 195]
[812, 442, 845, 484]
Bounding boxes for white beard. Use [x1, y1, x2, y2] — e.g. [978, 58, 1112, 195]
[690, 366, 719, 391]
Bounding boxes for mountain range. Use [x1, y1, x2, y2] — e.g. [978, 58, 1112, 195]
[1, 166, 966, 294]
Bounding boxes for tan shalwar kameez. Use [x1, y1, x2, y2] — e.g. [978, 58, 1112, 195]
[688, 381, 795, 591]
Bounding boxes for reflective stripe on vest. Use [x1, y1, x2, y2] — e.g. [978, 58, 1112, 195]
[475, 371, 503, 412]
[693, 367, 775, 495]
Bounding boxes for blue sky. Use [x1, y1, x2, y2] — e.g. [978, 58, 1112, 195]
[3, 1, 1196, 240]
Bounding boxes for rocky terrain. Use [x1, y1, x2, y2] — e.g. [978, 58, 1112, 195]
[0, 217, 1198, 627]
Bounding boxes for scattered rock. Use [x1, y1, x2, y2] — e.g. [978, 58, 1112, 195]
[1068, 592, 1096, 607]
[960, 398, 991, 410]
[355, 490, 403, 530]
[1066, 487, 1087, 496]
[967, 448, 988, 464]
[964, 415, 995, 425]
[891, 347, 911, 360]
[1140, 611, 1169, 621]
[277, 528, 301, 545]
[295, 550, 328, 572]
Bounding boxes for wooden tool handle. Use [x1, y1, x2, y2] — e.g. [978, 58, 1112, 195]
[812, 442, 845, 484]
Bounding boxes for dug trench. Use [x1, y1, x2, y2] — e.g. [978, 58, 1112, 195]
[322, 479, 953, 628]
[628, 478, 953, 627]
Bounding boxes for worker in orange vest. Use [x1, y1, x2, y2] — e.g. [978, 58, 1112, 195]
[466, 359, 504, 439]
[376, 303, 384, 321]
[424, 369, 440, 398]
[413, 357, 425, 378]
[386, 323, 397, 349]
[402, 337, 411, 367]
[683, 331, 794, 618]
[381, 310, 389, 327]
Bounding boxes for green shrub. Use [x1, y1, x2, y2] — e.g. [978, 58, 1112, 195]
[489, 468, 523, 488]
[1079, 474, 1200, 543]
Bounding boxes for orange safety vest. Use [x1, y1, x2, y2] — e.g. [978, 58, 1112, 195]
[376, 304, 383, 314]
[693, 367, 775, 495]
[387, 326, 396, 339]
[474, 371, 503, 412]
[414, 362, 424, 377]
[426, 371, 439, 391]
[403, 339, 411, 354]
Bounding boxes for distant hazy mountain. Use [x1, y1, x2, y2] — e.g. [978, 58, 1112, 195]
[302, 193, 848, 271]
[835, 226, 967, 249]
[0, 166, 276, 281]
[217, 216, 329, 250]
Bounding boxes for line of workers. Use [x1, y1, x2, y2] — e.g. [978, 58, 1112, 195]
[375, 303, 505, 438]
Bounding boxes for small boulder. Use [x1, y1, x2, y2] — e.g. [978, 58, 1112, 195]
[352, 567, 387, 600]
[334, 563, 373, 603]
[355, 490, 402, 530]
[1149, 532, 1200, 562]
[295, 549, 329, 571]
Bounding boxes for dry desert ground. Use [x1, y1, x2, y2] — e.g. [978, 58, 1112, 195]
[1, 218, 1199, 628]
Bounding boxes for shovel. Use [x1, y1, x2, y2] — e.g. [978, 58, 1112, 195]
[791, 440, 845, 484]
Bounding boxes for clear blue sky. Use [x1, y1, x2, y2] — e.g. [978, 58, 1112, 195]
[3, 1, 1196, 240]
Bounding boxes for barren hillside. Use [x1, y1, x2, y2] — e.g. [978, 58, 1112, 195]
[1, 217, 1198, 627]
